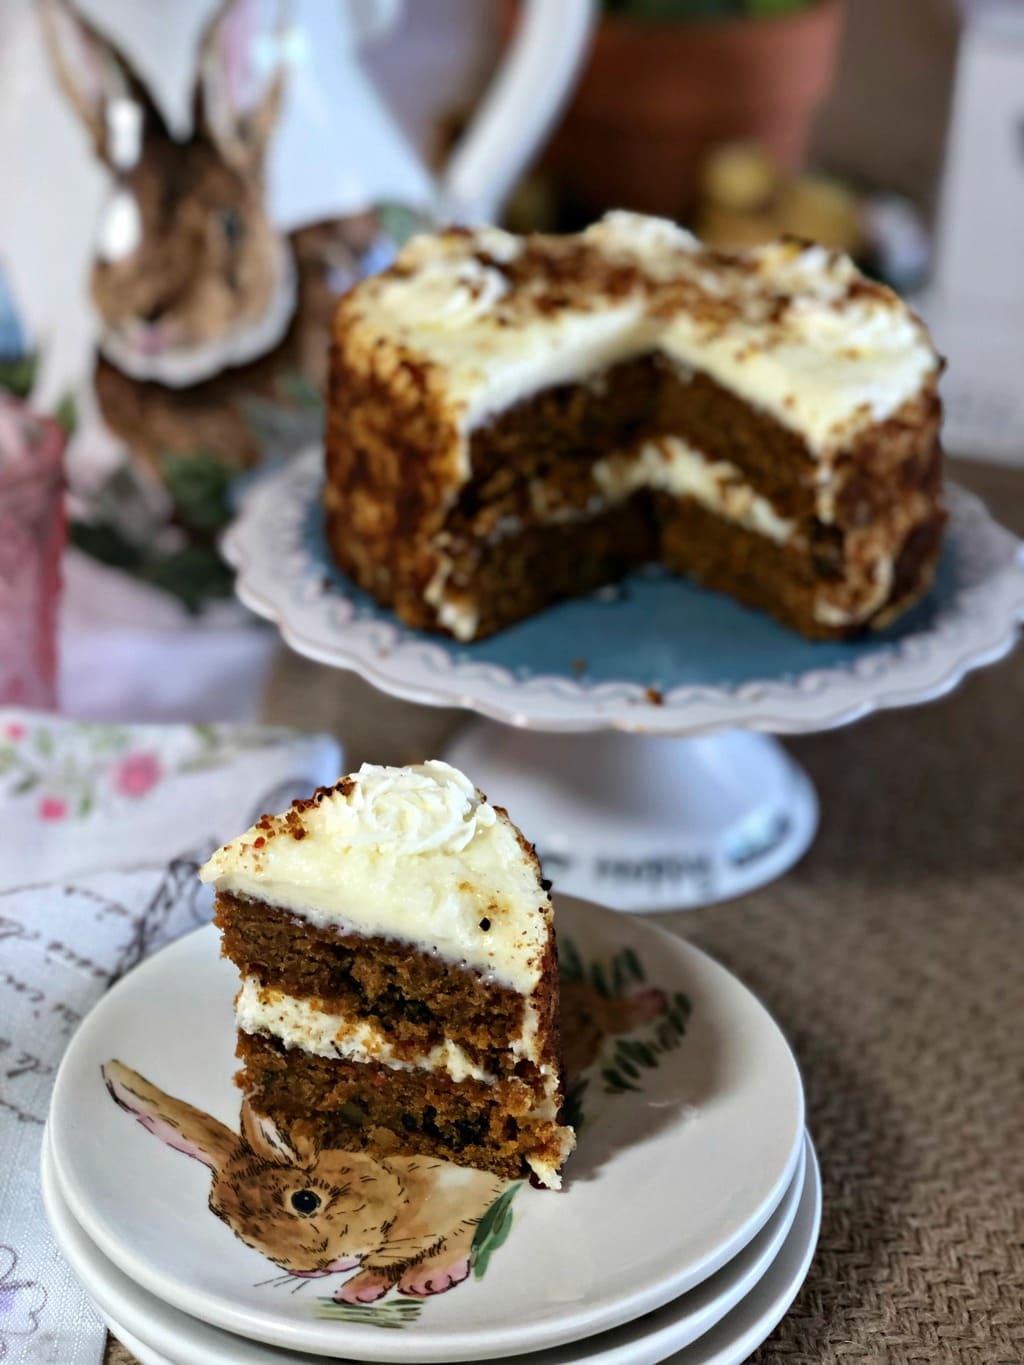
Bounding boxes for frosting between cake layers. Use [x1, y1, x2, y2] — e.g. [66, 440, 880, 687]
[347, 212, 939, 463]
[424, 573, 481, 641]
[235, 977, 498, 1084]
[234, 982, 568, 1185]
[592, 435, 796, 544]
[422, 436, 798, 642]
[199, 761, 550, 994]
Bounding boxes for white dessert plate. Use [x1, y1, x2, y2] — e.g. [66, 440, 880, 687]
[48, 896, 804, 1361]
[41, 1127, 812, 1365]
[223, 451, 1024, 736]
[90, 1307, 173, 1365]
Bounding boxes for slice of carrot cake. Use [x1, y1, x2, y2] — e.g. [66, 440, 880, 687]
[199, 760, 574, 1187]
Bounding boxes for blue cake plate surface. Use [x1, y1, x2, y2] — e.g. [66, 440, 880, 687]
[224, 450, 1024, 736]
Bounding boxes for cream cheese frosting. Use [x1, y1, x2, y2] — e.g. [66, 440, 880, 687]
[234, 977, 557, 1089]
[424, 442, 798, 641]
[347, 211, 939, 463]
[592, 435, 795, 545]
[233, 978, 567, 1185]
[199, 761, 550, 994]
[235, 977, 497, 1084]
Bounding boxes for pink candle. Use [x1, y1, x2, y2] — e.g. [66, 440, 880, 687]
[0, 393, 66, 709]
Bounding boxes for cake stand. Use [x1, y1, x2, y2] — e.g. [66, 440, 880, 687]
[222, 450, 1024, 911]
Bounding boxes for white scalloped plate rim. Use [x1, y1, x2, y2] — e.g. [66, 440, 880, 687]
[222, 449, 1024, 737]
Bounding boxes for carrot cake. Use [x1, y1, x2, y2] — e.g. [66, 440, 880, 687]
[199, 760, 574, 1187]
[324, 211, 945, 641]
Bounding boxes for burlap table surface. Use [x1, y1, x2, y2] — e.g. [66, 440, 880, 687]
[106, 463, 1024, 1364]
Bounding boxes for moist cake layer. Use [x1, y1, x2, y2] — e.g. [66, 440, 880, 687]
[422, 500, 659, 642]
[427, 491, 943, 647]
[236, 1030, 568, 1184]
[215, 892, 553, 1075]
[451, 354, 816, 532]
[329, 369, 942, 641]
[658, 495, 945, 638]
[444, 359, 941, 553]
[235, 977, 498, 1083]
[426, 372, 943, 639]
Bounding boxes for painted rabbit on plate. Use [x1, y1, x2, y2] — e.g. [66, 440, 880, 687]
[103, 1059, 505, 1305]
[100, 967, 672, 1310]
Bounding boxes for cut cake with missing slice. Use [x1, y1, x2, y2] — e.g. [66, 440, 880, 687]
[199, 761, 575, 1188]
[325, 211, 945, 642]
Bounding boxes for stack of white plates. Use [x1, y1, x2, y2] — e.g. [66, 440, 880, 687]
[44, 897, 820, 1365]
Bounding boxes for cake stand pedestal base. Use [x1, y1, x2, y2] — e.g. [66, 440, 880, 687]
[445, 723, 819, 912]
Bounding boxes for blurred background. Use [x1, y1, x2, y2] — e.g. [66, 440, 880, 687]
[0, 0, 1021, 728]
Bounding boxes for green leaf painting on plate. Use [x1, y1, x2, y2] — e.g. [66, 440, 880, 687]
[560, 937, 692, 1117]
[471, 1181, 524, 1280]
[313, 1297, 423, 1328]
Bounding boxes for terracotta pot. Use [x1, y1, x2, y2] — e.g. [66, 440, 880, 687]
[542, 1, 844, 220]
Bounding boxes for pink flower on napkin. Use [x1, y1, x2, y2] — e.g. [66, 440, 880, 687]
[113, 751, 163, 798]
[4, 722, 25, 740]
[38, 796, 67, 821]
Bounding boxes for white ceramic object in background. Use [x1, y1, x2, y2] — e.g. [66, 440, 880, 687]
[434, 0, 596, 223]
[446, 727, 818, 912]
[3, 0, 594, 724]
[920, 3, 1024, 465]
[41, 1130, 813, 1365]
[223, 452, 1024, 910]
[271, 0, 596, 229]
[49, 898, 805, 1362]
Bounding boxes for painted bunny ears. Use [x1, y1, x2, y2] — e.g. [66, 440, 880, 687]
[102, 1059, 318, 1174]
[40, 0, 288, 175]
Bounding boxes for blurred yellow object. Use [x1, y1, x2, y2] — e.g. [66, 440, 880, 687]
[775, 175, 862, 253]
[699, 143, 779, 214]
[694, 140, 863, 256]
[695, 204, 780, 250]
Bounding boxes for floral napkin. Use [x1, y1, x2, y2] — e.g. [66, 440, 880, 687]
[0, 709, 342, 1365]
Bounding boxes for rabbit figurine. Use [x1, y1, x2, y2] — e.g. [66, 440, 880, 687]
[102, 1058, 509, 1303]
[40, 0, 358, 471]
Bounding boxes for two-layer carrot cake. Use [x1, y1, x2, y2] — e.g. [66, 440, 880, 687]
[324, 212, 944, 641]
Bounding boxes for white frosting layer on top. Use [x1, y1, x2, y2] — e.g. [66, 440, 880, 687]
[199, 761, 550, 994]
[353, 212, 938, 459]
